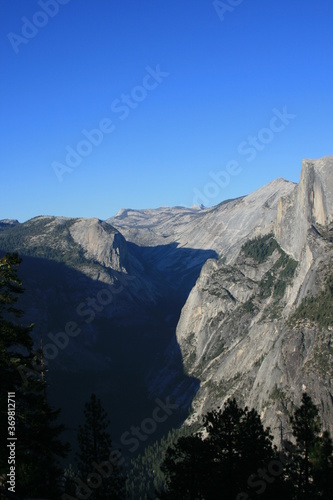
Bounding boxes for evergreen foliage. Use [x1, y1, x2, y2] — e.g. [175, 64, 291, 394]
[241, 233, 279, 263]
[159, 398, 286, 499]
[258, 248, 298, 300]
[0, 218, 88, 268]
[291, 272, 333, 328]
[241, 234, 298, 307]
[77, 394, 113, 479]
[286, 393, 333, 499]
[158, 395, 333, 500]
[74, 393, 126, 499]
[126, 424, 196, 499]
[0, 253, 69, 498]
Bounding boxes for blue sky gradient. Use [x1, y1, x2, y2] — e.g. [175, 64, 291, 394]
[1, 0, 333, 221]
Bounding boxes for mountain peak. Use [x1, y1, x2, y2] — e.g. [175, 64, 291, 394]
[275, 156, 333, 259]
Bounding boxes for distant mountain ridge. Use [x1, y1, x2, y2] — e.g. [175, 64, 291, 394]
[0, 219, 19, 230]
[108, 177, 295, 260]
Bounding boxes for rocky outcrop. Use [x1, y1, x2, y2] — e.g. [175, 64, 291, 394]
[0, 219, 19, 230]
[168, 157, 333, 441]
[69, 218, 128, 272]
[275, 156, 333, 260]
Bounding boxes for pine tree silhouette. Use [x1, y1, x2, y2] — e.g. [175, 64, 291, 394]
[0, 252, 69, 498]
[160, 398, 286, 499]
[288, 392, 333, 499]
[76, 393, 126, 499]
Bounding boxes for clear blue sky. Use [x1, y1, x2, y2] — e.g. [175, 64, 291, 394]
[1, 0, 333, 222]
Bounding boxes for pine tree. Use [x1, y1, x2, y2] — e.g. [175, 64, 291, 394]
[160, 398, 286, 499]
[290, 392, 321, 498]
[0, 252, 69, 497]
[289, 393, 333, 499]
[203, 399, 285, 498]
[75, 393, 126, 499]
[159, 434, 209, 499]
[0, 253, 34, 396]
[312, 430, 333, 499]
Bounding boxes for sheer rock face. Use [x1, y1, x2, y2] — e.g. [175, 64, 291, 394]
[275, 156, 333, 260]
[69, 218, 128, 272]
[171, 157, 333, 440]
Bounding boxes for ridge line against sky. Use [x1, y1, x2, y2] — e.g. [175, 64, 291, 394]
[1, 0, 333, 222]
